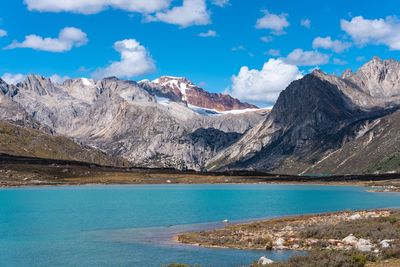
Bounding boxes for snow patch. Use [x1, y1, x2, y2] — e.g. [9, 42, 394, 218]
[81, 78, 94, 86]
[187, 104, 268, 116]
[155, 96, 171, 106]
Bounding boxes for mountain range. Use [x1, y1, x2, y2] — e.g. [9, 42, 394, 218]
[1, 56, 400, 175]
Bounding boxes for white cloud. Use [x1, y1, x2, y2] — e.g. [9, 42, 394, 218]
[229, 59, 303, 106]
[93, 39, 155, 79]
[49, 74, 70, 84]
[260, 36, 273, 43]
[2, 73, 71, 85]
[1, 73, 26, 84]
[265, 49, 281, 57]
[0, 29, 7, 37]
[147, 0, 210, 27]
[312, 36, 351, 53]
[24, 0, 171, 14]
[300, 19, 311, 29]
[6, 27, 88, 52]
[255, 10, 289, 35]
[283, 49, 329, 66]
[356, 56, 366, 62]
[341, 16, 400, 50]
[232, 45, 246, 51]
[211, 0, 229, 7]
[198, 30, 217, 37]
[333, 58, 348, 65]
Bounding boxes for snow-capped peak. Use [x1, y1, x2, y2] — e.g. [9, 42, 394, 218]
[150, 76, 195, 99]
[80, 78, 95, 87]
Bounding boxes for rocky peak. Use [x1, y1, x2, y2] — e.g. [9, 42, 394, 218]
[63, 78, 96, 88]
[341, 69, 353, 79]
[153, 76, 194, 88]
[271, 73, 356, 127]
[17, 74, 58, 96]
[0, 79, 9, 95]
[139, 75, 258, 111]
[344, 57, 400, 98]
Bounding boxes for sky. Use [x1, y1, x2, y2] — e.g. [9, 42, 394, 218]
[1, 0, 400, 107]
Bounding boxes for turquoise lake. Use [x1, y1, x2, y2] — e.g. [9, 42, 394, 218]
[1, 184, 400, 267]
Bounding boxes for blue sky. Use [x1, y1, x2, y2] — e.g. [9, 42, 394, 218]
[1, 0, 400, 106]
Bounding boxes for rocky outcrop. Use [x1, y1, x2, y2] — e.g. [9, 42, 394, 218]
[139, 76, 258, 111]
[346, 57, 400, 99]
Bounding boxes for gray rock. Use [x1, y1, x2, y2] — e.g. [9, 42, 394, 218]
[1, 75, 266, 170]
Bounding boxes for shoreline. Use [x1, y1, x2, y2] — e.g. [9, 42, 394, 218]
[175, 209, 398, 251]
[1, 154, 400, 189]
[174, 209, 400, 266]
[2, 178, 400, 193]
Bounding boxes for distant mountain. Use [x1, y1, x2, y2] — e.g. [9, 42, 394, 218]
[139, 76, 258, 111]
[208, 57, 400, 175]
[0, 75, 266, 170]
[2, 57, 400, 174]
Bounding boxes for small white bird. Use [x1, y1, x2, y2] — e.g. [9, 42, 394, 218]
[222, 219, 229, 223]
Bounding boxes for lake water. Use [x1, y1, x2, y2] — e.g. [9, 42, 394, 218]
[1, 184, 400, 267]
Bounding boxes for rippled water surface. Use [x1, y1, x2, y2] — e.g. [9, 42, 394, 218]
[1, 184, 400, 266]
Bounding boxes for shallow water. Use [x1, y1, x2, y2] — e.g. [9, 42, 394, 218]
[1, 184, 399, 267]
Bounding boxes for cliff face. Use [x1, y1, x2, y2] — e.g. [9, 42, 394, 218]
[208, 57, 400, 175]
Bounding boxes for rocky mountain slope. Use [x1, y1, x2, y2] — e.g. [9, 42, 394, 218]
[2, 57, 400, 175]
[0, 75, 266, 170]
[0, 120, 127, 166]
[208, 57, 400, 175]
[139, 76, 258, 111]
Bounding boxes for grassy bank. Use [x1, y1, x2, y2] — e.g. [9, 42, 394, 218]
[1, 154, 400, 188]
[177, 210, 400, 267]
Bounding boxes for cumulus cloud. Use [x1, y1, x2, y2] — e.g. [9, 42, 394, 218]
[24, 0, 171, 14]
[0, 29, 7, 37]
[341, 16, 400, 50]
[283, 49, 330, 66]
[229, 59, 303, 106]
[6, 27, 88, 52]
[211, 0, 229, 7]
[197, 30, 217, 37]
[1, 73, 26, 84]
[300, 19, 311, 29]
[93, 39, 155, 79]
[312, 36, 351, 53]
[146, 0, 210, 27]
[255, 10, 289, 35]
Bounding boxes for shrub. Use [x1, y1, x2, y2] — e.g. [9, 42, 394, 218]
[351, 254, 367, 267]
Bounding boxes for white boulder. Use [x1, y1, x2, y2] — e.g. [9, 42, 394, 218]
[380, 240, 393, 248]
[356, 238, 373, 252]
[348, 213, 362, 220]
[258, 256, 274, 265]
[342, 234, 358, 245]
[274, 238, 285, 248]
